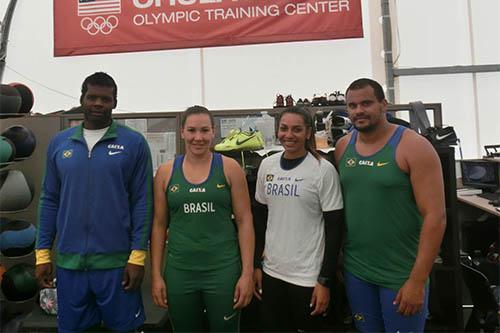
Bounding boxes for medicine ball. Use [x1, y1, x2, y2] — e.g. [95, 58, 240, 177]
[0, 219, 36, 257]
[0, 170, 34, 212]
[1, 264, 38, 301]
[9, 83, 34, 114]
[0, 84, 22, 114]
[1, 125, 36, 160]
[0, 136, 16, 166]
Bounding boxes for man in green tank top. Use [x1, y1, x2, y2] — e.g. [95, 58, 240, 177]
[334, 78, 446, 333]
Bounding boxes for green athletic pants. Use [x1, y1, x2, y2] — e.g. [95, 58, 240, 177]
[165, 262, 241, 332]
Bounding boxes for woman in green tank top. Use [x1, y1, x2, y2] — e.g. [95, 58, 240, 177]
[150, 106, 255, 332]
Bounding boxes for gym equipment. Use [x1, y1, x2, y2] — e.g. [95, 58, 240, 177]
[0, 219, 36, 257]
[0, 170, 34, 212]
[0, 136, 16, 166]
[0, 264, 38, 302]
[0, 84, 22, 115]
[9, 83, 34, 114]
[1, 125, 36, 160]
[461, 259, 498, 332]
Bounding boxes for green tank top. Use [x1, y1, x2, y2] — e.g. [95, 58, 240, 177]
[166, 153, 240, 271]
[339, 126, 423, 290]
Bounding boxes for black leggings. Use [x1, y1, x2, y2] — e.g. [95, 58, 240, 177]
[261, 272, 323, 333]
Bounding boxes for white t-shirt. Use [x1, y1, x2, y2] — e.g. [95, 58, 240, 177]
[255, 152, 343, 287]
[83, 126, 109, 153]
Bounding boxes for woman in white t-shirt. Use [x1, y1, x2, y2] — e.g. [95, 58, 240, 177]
[253, 106, 344, 332]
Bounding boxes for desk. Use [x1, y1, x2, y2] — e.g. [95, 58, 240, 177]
[457, 194, 500, 218]
[457, 192, 499, 327]
[457, 193, 499, 255]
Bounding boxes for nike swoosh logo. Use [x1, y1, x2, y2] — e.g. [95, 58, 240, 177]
[108, 151, 122, 155]
[376, 162, 389, 167]
[295, 178, 304, 181]
[135, 310, 141, 318]
[216, 184, 226, 189]
[435, 133, 452, 140]
[235, 135, 256, 145]
[223, 312, 238, 321]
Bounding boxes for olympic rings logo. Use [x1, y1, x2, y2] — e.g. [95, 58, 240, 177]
[80, 16, 119, 35]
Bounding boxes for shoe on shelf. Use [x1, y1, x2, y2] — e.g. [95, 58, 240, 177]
[274, 94, 284, 108]
[319, 94, 328, 106]
[333, 90, 346, 105]
[285, 95, 294, 107]
[311, 94, 321, 106]
[296, 98, 304, 106]
[303, 98, 311, 107]
[328, 92, 337, 106]
[214, 129, 264, 152]
[312, 94, 328, 107]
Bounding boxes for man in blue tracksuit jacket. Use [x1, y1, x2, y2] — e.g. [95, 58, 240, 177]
[35, 72, 153, 332]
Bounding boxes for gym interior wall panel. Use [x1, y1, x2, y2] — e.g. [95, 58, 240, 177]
[0, 116, 61, 225]
[394, 0, 471, 68]
[397, 74, 479, 158]
[475, 72, 500, 153]
[469, 0, 500, 65]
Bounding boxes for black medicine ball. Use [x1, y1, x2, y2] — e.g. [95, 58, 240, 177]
[0, 84, 22, 114]
[1, 264, 38, 301]
[10, 83, 34, 114]
[1, 125, 36, 160]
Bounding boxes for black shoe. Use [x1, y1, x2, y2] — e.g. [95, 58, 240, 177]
[334, 91, 346, 105]
[328, 92, 337, 106]
[423, 126, 458, 146]
[319, 95, 328, 106]
[311, 94, 321, 106]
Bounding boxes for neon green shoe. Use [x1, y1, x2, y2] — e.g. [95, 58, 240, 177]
[214, 129, 264, 152]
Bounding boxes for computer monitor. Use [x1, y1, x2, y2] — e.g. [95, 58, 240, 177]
[460, 159, 500, 192]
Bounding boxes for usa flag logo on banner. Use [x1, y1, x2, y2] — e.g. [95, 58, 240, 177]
[78, 0, 121, 36]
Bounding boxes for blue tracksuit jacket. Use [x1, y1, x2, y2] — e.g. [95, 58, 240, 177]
[36, 120, 153, 270]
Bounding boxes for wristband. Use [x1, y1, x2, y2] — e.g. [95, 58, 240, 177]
[317, 276, 331, 288]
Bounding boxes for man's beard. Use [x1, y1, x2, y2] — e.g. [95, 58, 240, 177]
[353, 122, 376, 133]
[84, 108, 112, 128]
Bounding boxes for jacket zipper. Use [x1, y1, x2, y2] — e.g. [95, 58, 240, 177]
[83, 143, 93, 270]
[83, 135, 109, 270]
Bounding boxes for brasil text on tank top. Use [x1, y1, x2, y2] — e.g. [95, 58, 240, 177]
[166, 153, 239, 271]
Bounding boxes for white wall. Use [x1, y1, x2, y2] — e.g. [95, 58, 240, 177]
[1, 0, 499, 157]
[393, 0, 500, 158]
